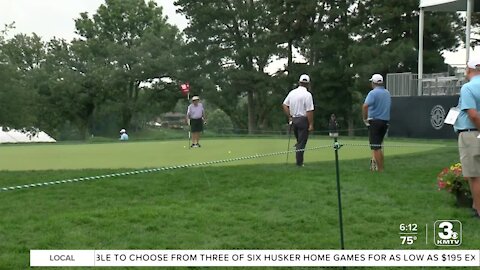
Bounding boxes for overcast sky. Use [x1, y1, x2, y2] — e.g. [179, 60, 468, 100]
[0, 0, 188, 40]
[0, 0, 472, 67]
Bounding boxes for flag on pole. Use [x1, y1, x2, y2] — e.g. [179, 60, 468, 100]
[180, 82, 190, 96]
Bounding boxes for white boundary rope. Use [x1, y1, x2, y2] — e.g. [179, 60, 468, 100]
[0, 145, 333, 193]
[0, 141, 456, 193]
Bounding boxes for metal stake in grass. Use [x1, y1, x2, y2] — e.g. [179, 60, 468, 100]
[333, 136, 345, 251]
[285, 120, 293, 164]
[329, 114, 345, 258]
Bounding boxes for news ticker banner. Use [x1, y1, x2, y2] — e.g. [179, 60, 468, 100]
[31, 250, 480, 267]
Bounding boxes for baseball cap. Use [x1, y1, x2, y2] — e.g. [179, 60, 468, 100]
[467, 57, 480, 70]
[192, 96, 200, 101]
[369, 74, 383, 84]
[120, 129, 126, 133]
[299, 74, 310, 83]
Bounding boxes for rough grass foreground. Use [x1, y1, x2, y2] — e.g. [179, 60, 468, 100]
[0, 146, 478, 270]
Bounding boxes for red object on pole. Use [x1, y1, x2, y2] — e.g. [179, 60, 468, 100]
[180, 82, 190, 96]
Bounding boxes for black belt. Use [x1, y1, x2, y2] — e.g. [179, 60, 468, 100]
[370, 119, 389, 123]
[457, 128, 478, 134]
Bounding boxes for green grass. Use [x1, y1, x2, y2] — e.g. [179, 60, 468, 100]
[0, 138, 476, 270]
[0, 137, 444, 171]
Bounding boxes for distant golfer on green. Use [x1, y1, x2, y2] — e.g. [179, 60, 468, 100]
[186, 95, 206, 148]
[119, 129, 129, 141]
[282, 74, 314, 167]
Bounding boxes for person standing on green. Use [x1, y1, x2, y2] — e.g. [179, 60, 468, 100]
[186, 95, 206, 148]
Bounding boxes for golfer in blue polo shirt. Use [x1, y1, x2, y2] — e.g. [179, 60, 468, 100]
[362, 74, 391, 172]
[454, 57, 480, 218]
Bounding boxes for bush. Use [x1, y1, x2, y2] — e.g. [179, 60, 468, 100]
[207, 109, 233, 133]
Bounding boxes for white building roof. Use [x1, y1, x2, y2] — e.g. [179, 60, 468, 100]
[420, 0, 469, 11]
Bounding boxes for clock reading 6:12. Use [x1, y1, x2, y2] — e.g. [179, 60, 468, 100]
[399, 223, 418, 232]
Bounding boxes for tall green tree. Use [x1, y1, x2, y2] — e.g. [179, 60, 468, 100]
[344, 0, 463, 131]
[176, 0, 286, 133]
[35, 38, 109, 139]
[289, 0, 464, 133]
[0, 32, 44, 129]
[74, 0, 183, 130]
[293, 0, 357, 132]
[350, 0, 462, 75]
[264, 0, 317, 75]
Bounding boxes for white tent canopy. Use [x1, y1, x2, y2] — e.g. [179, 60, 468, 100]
[0, 127, 56, 144]
[420, 0, 471, 11]
[418, 0, 477, 94]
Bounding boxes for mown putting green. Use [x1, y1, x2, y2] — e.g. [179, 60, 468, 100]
[1, 137, 443, 171]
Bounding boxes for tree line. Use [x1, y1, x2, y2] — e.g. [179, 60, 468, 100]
[0, 0, 465, 139]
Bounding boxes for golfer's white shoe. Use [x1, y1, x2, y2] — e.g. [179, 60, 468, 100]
[370, 159, 378, 171]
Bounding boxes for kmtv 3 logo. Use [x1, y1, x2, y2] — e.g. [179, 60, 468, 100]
[434, 220, 462, 246]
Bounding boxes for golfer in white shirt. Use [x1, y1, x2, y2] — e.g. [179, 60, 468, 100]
[282, 74, 314, 166]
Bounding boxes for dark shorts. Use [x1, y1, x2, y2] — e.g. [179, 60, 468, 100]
[368, 119, 389, 150]
[190, 118, 203, 132]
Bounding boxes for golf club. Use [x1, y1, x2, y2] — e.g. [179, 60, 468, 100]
[286, 120, 293, 164]
[187, 119, 191, 149]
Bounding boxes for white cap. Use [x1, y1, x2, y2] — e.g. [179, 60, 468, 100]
[120, 129, 126, 133]
[192, 96, 200, 101]
[369, 74, 383, 84]
[467, 57, 480, 70]
[299, 74, 310, 83]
